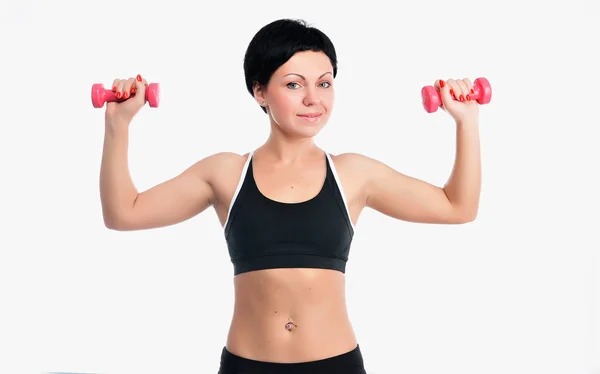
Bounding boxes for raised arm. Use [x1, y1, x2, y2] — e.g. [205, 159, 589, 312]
[99, 75, 219, 231]
[352, 78, 482, 224]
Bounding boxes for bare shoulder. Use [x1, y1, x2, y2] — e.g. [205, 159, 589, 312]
[329, 152, 375, 165]
[328, 152, 382, 179]
[199, 151, 248, 166]
[192, 151, 249, 179]
[180, 151, 249, 204]
[328, 151, 405, 197]
[201, 151, 252, 214]
[326, 152, 384, 209]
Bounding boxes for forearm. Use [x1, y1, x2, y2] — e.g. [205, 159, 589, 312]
[443, 120, 481, 220]
[99, 121, 139, 226]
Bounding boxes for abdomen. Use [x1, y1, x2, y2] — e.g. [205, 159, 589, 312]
[225, 268, 357, 362]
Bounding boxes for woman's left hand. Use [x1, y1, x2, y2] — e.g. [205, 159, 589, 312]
[435, 78, 479, 125]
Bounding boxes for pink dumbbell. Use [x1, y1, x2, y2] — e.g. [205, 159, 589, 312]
[91, 82, 160, 108]
[421, 77, 491, 113]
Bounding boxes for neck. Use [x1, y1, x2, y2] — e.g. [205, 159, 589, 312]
[261, 126, 320, 164]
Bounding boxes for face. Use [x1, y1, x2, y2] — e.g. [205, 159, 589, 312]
[255, 50, 335, 139]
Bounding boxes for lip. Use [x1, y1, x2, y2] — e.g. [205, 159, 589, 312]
[297, 113, 322, 118]
[297, 113, 322, 123]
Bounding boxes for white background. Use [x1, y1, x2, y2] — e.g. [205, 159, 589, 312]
[1, 0, 598, 373]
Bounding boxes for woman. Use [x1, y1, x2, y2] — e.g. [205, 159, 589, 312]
[100, 18, 481, 374]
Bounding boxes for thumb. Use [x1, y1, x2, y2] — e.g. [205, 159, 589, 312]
[133, 74, 148, 106]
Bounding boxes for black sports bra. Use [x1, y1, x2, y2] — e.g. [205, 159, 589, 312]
[223, 151, 355, 275]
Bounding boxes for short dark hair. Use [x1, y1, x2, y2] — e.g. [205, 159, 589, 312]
[243, 19, 338, 113]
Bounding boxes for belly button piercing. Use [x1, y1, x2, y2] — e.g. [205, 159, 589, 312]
[285, 319, 297, 331]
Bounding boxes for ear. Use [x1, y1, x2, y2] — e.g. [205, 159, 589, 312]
[252, 81, 267, 107]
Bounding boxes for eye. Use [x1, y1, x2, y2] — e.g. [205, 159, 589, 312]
[320, 81, 331, 88]
[287, 82, 300, 89]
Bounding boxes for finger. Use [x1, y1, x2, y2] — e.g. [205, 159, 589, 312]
[456, 79, 469, 102]
[438, 79, 455, 110]
[446, 79, 462, 102]
[433, 79, 444, 91]
[138, 74, 148, 87]
[115, 79, 127, 100]
[462, 78, 474, 101]
[463, 78, 473, 92]
[120, 77, 135, 100]
[107, 79, 121, 111]
[133, 74, 148, 105]
[449, 79, 466, 102]
[435, 79, 452, 103]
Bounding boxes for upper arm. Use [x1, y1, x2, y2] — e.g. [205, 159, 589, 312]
[349, 154, 469, 224]
[109, 153, 227, 231]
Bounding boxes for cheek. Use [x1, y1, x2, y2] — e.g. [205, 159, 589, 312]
[324, 91, 335, 109]
[271, 93, 300, 118]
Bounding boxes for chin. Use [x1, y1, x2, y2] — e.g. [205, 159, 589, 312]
[297, 127, 324, 138]
[292, 119, 327, 138]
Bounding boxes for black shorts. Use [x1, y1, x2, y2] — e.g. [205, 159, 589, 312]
[217, 344, 367, 374]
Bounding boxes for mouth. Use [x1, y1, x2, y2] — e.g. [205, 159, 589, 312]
[297, 113, 322, 122]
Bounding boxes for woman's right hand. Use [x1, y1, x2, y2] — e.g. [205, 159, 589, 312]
[105, 74, 149, 126]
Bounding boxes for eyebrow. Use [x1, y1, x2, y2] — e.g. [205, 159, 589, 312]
[283, 72, 332, 80]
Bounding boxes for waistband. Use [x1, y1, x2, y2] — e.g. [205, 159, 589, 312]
[218, 344, 365, 374]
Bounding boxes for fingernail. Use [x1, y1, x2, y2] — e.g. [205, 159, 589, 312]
[459, 95, 464, 101]
[116, 92, 122, 99]
[136, 74, 142, 82]
[112, 86, 117, 92]
[123, 92, 129, 99]
[440, 80, 445, 88]
[130, 87, 136, 94]
[466, 94, 471, 101]
[470, 88, 474, 94]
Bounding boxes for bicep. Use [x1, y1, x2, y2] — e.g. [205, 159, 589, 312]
[364, 159, 459, 224]
[114, 161, 215, 231]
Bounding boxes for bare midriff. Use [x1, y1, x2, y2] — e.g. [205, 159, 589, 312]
[225, 267, 357, 363]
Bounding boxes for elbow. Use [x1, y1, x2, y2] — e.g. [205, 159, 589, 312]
[454, 208, 478, 224]
[102, 211, 131, 231]
[102, 207, 119, 230]
[103, 215, 124, 231]
[457, 214, 477, 224]
[445, 203, 478, 224]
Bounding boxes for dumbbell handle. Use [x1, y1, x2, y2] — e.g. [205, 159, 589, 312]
[91, 83, 160, 108]
[421, 77, 491, 113]
[446, 82, 486, 100]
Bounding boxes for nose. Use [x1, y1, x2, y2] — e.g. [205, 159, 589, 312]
[302, 87, 321, 106]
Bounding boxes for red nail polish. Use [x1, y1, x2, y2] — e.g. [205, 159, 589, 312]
[440, 80, 445, 88]
[112, 86, 117, 92]
[116, 92, 121, 99]
[466, 94, 471, 101]
[459, 95, 464, 101]
[450, 89, 454, 96]
[470, 88, 474, 94]
[123, 92, 129, 99]
[130, 87, 136, 94]
[136, 74, 142, 82]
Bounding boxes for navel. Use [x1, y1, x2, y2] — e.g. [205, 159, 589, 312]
[285, 318, 297, 331]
